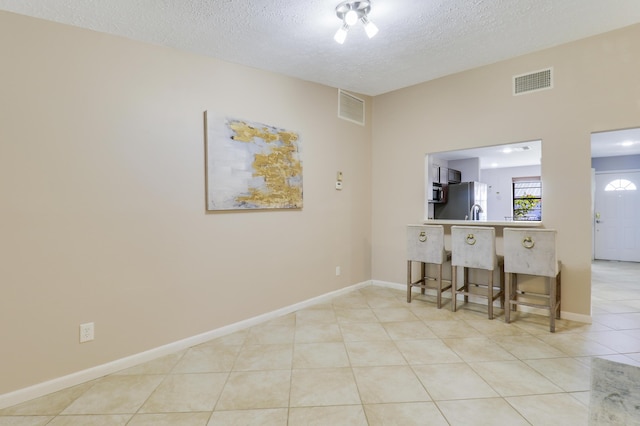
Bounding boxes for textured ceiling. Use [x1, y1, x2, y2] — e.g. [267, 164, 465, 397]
[2, 0, 640, 96]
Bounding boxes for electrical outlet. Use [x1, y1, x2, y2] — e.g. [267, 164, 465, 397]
[336, 266, 341, 276]
[79, 322, 94, 343]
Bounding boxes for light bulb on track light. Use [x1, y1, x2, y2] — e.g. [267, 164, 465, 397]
[361, 16, 378, 38]
[334, 24, 349, 44]
[333, 1, 378, 44]
[345, 10, 358, 26]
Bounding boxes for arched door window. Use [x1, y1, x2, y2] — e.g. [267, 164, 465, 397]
[604, 179, 637, 191]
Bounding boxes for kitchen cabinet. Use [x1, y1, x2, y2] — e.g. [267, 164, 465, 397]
[430, 165, 445, 203]
[431, 164, 441, 183]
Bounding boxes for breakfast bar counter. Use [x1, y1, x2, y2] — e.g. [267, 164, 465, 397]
[424, 220, 543, 227]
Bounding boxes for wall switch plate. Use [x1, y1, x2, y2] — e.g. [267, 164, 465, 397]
[336, 266, 341, 276]
[79, 322, 94, 343]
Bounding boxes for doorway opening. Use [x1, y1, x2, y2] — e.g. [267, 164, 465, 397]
[591, 127, 640, 263]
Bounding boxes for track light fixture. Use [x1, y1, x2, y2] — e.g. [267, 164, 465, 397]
[333, 1, 378, 44]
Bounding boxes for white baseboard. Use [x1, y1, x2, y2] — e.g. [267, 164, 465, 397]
[0, 280, 371, 409]
[371, 279, 405, 290]
[559, 311, 592, 324]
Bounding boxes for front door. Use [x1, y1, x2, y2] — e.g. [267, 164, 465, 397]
[594, 171, 640, 261]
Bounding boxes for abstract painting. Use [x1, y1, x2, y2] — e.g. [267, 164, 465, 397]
[205, 111, 303, 210]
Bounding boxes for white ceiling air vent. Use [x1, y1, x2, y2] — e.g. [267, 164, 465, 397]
[338, 89, 365, 125]
[513, 68, 553, 96]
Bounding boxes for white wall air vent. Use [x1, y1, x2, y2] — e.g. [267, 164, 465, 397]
[513, 68, 553, 95]
[338, 89, 365, 125]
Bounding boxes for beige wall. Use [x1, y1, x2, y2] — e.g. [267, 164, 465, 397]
[0, 11, 372, 395]
[2, 9, 640, 399]
[372, 23, 640, 318]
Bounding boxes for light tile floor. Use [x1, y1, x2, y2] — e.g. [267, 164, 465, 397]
[2, 260, 640, 425]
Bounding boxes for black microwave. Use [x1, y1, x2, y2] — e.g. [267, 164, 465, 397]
[447, 168, 461, 184]
[432, 186, 445, 203]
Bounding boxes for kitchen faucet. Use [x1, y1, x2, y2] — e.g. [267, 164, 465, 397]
[468, 203, 483, 221]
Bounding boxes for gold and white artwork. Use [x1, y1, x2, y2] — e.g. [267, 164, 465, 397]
[205, 111, 303, 210]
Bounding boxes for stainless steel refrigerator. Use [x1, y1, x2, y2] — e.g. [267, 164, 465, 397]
[434, 182, 487, 220]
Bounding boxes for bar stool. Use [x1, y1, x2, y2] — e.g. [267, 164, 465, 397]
[503, 228, 561, 332]
[406, 225, 452, 308]
[451, 226, 504, 319]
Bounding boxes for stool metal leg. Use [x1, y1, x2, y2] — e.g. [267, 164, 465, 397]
[463, 267, 469, 304]
[487, 270, 494, 320]
[499, 263, 505, 309]
[557, 271, 562, 319]
[549, 276, 556, 333]
[435, 264, 442, 308]
[407, 260, 412, 303]
[512, 274, 518, 312]
[451, 265, 457, 312]
[505, 272, 512, 324]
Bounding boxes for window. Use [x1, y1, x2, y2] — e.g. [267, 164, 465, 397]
[604, 179, 637, 191]
[513, 177, 542, 221]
